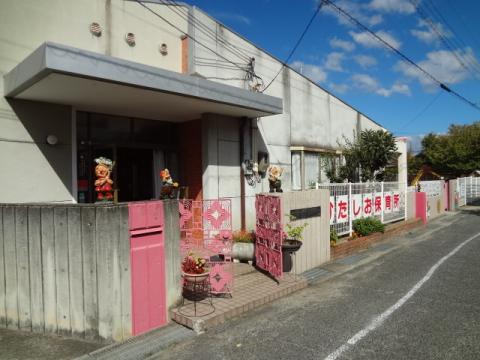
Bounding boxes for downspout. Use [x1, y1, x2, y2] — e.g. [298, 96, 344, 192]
[240, 117, 248, 230]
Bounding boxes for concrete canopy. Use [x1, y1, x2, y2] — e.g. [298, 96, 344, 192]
[3, 42, 282, 122]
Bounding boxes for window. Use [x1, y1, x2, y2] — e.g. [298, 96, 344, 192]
[291, 149, 343, 190]
[291, 152, 301, 190]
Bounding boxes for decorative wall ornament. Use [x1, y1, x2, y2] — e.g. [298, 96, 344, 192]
[89, 22, 102, 37]
[125, 32, 136, 46]
[94, 157, 114, 202]
[159, 43, 168, 55]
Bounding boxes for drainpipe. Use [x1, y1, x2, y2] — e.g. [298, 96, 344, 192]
[240, 117, 248, 230]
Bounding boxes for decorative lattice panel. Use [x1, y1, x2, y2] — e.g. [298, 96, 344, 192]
[179, 199, 233, 294]
[255, 194, 283, 279]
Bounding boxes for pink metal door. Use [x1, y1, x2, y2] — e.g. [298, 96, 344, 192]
[129, 201, 167, 336]
[255, 194, 283, 279]
[444, 181, 449, 211]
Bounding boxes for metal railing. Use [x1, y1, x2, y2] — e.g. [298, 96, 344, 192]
[457, 176, 480, 206]
[316, 181, 407, 237]
[419, 180, 443, 198]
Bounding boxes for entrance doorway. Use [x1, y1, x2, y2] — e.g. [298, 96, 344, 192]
[76, 111, 178, 203]
[116, 147, 154, 202]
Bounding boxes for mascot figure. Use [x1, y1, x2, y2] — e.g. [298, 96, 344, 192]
[268, 165, 283, 193]
[160, 168, 179, 199]
[94, 157, 114, 202]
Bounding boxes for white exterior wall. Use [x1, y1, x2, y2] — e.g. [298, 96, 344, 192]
[396, 137, 408, 185]
[189, 7, 385, 229]
[0, 0, 188, 203]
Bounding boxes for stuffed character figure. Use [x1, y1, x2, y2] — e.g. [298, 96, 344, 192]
[268, 165, 283, 193]
[94, 157, 114, 202]
[160, 168, 179, 199]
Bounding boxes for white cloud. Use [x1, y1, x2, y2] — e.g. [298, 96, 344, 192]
[323, 0, 384, 28]
[395, 48, 478, 90]
[354, 54, 378, 68]
[351, 73, 411, 96]
[291, 61, 328, 83]
[215, 12, 251, 25]
[368, 0, 416, 14]
[329, 37, 356, 52]
[350, 30, 402, 50]
[330, 83, 350, 94]
[405, 135, 424, 153]
[410, 19, 452, 45]
[377, 82, 411, 96]
[324, 52, 345, 72]
[368, 14, 384, 26]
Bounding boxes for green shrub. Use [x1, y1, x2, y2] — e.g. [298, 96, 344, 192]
[330, 228, 338, 243]
[352, 217, 385, 237]
[232, 230, 255, 243]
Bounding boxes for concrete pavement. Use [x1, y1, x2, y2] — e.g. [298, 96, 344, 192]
[149, 208, 480, 360]
[0, 328, 101, 360]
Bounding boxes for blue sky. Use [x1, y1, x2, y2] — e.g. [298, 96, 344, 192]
[183, 0, 480, 150]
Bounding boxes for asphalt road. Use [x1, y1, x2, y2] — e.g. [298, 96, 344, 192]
[152, 208, 480, 360]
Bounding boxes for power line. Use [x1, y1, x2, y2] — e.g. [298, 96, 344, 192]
[421, 0, 480, 76]
[262, 0, 325, 92]
[153, 0, 265, 90]
[158, 0, 252, 63]
[324, 0, 480, 112]
[409, 0, 480, 77]
[440, 0, 480, 55]
[394, 92, 442, 133]
[134, 1, 250, 75]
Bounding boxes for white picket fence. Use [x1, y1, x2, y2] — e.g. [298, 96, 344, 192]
[316, 181, 407, 237]
[419, 180, 443, 198]
[457, 176, 480, 206]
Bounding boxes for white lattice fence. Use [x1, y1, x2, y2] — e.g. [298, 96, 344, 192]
[457, 177, 480, 205]
[316, 181, 406, 236]
[419, 180, 443, 198]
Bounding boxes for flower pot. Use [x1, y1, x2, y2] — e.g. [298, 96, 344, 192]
[282, 239, 303, 253]
[232, 242, 255, 262]
[281, 239, 302, 272]
[182, 271, 210, 283]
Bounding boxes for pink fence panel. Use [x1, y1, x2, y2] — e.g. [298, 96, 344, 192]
[179, 199, 233, 295]
[129, 201, 167, 336]
[415, 192, 428, 224]
[255, 194, 283, 280]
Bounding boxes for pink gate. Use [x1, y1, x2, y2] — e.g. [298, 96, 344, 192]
[255, 194, 283, 279]
[179, 199, 233, 294]
[129, 201, 167, 336]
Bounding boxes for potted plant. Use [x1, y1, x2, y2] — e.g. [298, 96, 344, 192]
[181, 252, 209, 282]
[232, 230, 255, 262]
[282, 215, 308, 272]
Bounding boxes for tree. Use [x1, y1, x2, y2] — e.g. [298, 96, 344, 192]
[421, 121, 480, 177]
[327, 129, 398, 182]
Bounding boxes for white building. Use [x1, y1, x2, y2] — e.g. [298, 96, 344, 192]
[1, 0, 387, 229]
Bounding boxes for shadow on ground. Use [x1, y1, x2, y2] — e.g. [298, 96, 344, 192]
[0, 328, 102, 360]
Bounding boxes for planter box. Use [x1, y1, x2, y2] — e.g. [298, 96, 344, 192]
[331, 218, 423, 260]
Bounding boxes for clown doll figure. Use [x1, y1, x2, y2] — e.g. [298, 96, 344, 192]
[268, 165, 283, 193]
[160, 168, 179, 199]
[94, 157, 114, 202]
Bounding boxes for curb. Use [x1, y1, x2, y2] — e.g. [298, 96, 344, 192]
[73, 324, 194, 360]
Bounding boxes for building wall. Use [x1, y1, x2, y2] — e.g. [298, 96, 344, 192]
[201, 114, 244, 230]
[190, 7, 384, 192]
[0, 0, 188, 203]
[0, 100, 73, 203]
[189, 6, 385, 228]
[396, 137, 408, 185]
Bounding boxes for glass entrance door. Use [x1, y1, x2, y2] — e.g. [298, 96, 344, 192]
[116, 147, 154, 202]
